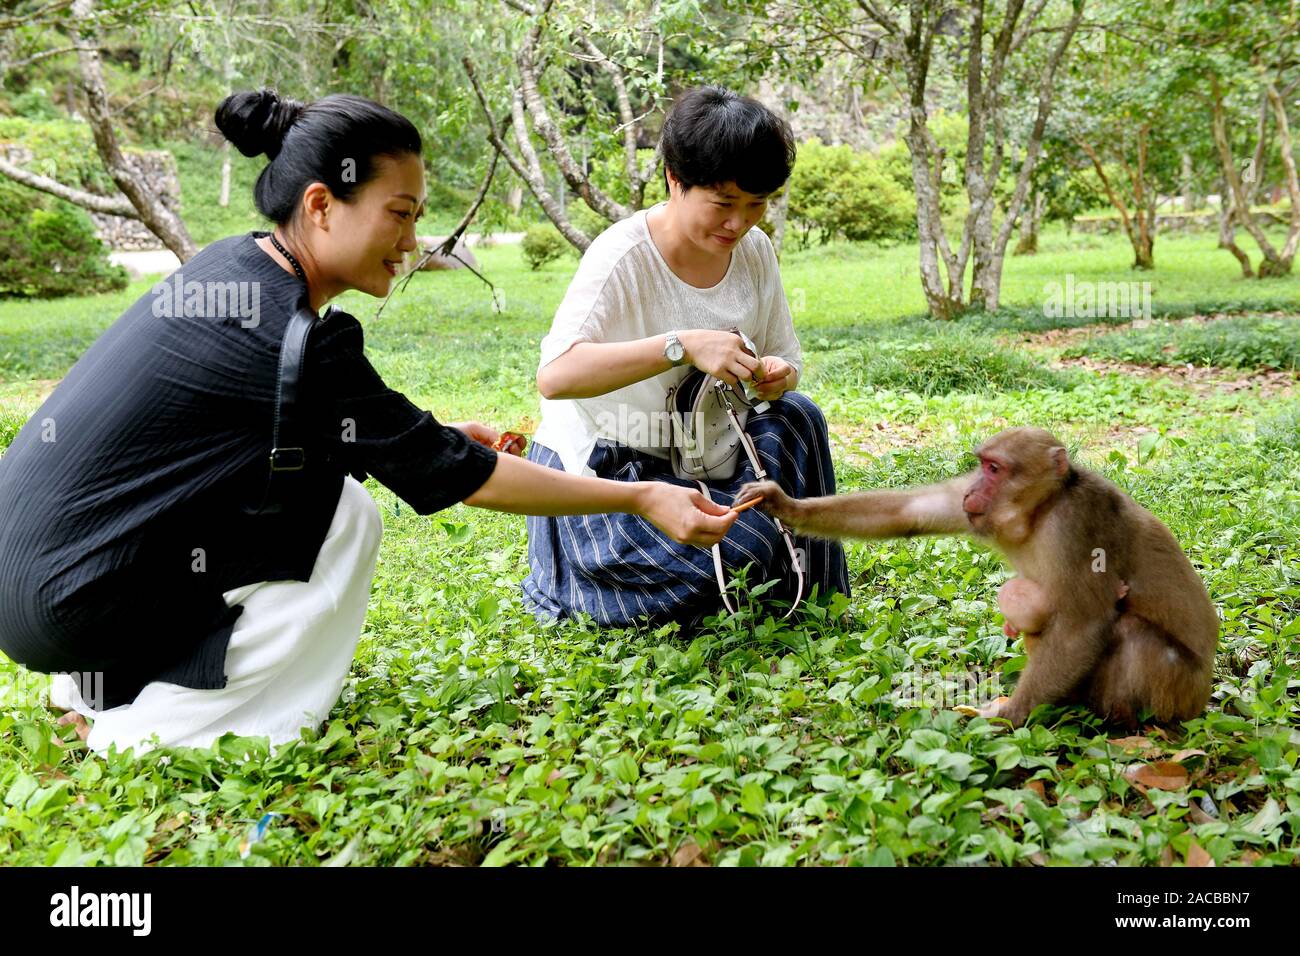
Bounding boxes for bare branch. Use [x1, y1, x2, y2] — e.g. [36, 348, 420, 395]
[991, 1, 1084, 263]
[0, 0, 74, 31]
[854, 0, 898, 34]
[578, 31, 648, 206]
[463, 55, 590, 251]
[68, 0, 196, 260]
[1, 43, 101, 71]
[0, 153, 137, 215]
[512, 0, 631, 222]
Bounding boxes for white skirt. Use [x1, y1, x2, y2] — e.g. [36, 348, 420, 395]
[50, 476, 383, 756]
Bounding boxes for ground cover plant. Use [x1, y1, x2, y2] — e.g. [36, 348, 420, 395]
[1, 225, 1297, 866]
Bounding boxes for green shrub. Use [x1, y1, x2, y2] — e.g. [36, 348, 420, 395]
[0, 117, 114, 195]
[521, 223, 571, 270]
[809, 330, 1060, 396]
[567, 203, 613, 242]
[1062, 316, 1300, 370]
[1256, 402, 1300, 454]
[0, 180, 127, 298]
[787, 138, 915, 247]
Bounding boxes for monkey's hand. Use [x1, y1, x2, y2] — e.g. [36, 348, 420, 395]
[953, 696, 1012, 720]
[735, 481, 802, 525]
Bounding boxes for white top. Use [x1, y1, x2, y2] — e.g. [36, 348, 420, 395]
[533, 203, 803, 476]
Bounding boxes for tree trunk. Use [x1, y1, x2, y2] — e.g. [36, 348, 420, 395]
[768, 83, 794, 259]
[219, 138, 231, 208]
[1217, 175, 1254, 278]
[1210, 75, 1287, 277]
[70, 0, 196, 261]
[463, 57, 590, 252]
[1265, 82, 1300, 274]
[1181, 152, 1195, 212]
[768, 185, 790, 260]
[1013, 190, 1045, 254]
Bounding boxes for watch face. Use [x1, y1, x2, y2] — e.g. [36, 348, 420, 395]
[666, 336, 685, 362]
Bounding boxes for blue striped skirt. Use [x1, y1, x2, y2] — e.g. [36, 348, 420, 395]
[522, 391, 849, 625]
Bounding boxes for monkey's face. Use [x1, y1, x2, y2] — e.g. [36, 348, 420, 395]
[962, 454, 1006, 535]
[965, 429, 1071, 539]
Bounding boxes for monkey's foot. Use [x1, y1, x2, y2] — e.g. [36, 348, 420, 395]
[954, 696, 1010, 719]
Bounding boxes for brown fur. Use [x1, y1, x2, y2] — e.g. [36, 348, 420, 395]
[737, 427, 1219, 727]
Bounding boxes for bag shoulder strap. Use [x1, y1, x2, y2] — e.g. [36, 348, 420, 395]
[243, 302, 321, 515]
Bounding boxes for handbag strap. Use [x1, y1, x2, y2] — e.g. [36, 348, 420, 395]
[703, 406, 807, 621]
[243, 302, 321, 515]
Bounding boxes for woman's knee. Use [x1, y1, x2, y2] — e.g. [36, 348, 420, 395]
[769, 391, 826, 430]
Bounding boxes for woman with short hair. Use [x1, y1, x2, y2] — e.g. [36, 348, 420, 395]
[0, 89, 736, 756]
[524, 85, 850, 624]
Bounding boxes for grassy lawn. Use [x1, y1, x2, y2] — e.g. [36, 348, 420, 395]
[1, 224, 1298, 866]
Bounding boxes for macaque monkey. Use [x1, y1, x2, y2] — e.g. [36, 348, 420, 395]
[736, 428, 1218, 727]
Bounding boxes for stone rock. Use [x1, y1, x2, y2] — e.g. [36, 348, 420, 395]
[417, 237, 479, 271]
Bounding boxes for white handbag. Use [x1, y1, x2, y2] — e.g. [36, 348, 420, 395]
[666, 328, 767, 482]
[663, 330, 806, 619]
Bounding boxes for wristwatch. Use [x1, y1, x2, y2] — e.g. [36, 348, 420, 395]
[664, 331, 686, 366]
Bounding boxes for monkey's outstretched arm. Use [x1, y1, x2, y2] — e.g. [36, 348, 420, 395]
[735, 476, 973, 540]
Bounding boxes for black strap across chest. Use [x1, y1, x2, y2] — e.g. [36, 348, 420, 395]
[243, 302, 325, 516]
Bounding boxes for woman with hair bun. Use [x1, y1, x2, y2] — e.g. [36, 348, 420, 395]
[0, 89, 736, 756]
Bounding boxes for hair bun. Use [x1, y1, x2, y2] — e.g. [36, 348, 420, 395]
[215, 89, 305, 160]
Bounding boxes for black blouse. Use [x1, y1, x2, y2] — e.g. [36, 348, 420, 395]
[0, 232, 498, 708]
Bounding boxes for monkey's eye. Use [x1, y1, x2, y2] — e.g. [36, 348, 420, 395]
[985, 461, 1000, 475]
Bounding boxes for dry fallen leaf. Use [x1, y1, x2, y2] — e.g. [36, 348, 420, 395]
[1188, 804, 1217, 826]
[1127, 760, 1190, 791]
[1186, 842, 1215, 867]
[671, 841, 709, 867]
[1170, 748, 1208, 763]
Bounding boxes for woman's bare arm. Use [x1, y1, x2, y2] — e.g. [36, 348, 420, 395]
[463, 449, 738, 546]
[537, 330, 763, 399]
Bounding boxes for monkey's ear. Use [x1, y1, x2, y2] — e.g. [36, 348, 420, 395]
[1049, 445, 1069, 477]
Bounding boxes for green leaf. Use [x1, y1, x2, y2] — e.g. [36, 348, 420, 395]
[740, 781, 766, 816]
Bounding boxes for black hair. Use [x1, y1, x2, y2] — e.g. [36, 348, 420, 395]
[214, 89, 422, 225]
[659, 85, 796, 196]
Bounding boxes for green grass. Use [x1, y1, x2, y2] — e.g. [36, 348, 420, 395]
[1061, 315, 1300, 371]
[1, 227, 1298, 866]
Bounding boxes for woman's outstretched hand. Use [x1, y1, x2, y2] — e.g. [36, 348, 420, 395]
[637, 482, 738, 547]
[452, 420, 500, 447]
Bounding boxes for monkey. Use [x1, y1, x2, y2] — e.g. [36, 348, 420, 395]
[736, 427, 1218, 727]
